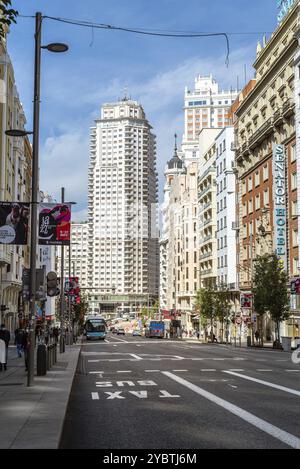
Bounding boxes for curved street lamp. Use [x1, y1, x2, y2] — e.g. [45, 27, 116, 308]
[5, 12, 69, 387]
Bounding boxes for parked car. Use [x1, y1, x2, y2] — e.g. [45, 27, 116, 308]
[132, 330, 142, 336]
[117, 328, 125, 335]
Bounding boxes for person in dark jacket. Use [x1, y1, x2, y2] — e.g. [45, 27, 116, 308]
[0, 324, 10, 371]
[15, 328, 24, 357]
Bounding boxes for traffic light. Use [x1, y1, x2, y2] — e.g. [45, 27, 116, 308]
[47, 271, 59, 297]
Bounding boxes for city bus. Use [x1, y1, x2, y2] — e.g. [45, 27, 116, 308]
[84, 316, 107, 341]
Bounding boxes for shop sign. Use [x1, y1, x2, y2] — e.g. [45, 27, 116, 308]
[273, 144, 287, 270]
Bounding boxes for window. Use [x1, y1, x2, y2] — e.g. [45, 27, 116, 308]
[291, 172, 297, 191]
[248, 177, 253, 191]
[263, 189, 269, 206]
[263, 165, 268, 181]
[293, 230, 298, 247]
[255, 194, 260, 211]
[291, 145, 296, 163]
[255, 171, 260, 187]
[292, 200, 298, 217]
[248, 199, 253, 214]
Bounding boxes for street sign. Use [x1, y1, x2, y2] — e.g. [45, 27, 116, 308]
[241, 293, 252, 308]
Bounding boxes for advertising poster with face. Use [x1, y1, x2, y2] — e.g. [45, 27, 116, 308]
[0, 202, 30, 245]
[38, 203, 71, 245]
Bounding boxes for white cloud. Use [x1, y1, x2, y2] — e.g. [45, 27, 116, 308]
[40, 45, 256, 207]
[40, 131, 89, 207]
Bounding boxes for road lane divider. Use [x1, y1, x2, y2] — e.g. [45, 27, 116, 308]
[223, 371, 300, 397]
[162, 371, 300, 449]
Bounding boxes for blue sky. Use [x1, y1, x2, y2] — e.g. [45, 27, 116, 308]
[8, 0, 278, 220]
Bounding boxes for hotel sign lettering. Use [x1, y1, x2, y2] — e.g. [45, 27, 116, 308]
[273, 144, 287, 269]
[277, 0, 296, 23]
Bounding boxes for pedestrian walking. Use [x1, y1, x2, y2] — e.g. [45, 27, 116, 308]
[255, 330, 260, 344]
[0, 324, 10, 371]
[15, 328, 24, 357]
[0, 338, 6, 371]
[196, 330, 200, 340]
[22, 328, 29, 372]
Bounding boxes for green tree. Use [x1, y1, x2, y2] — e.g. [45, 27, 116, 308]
[197, 286, 216, 342]
[0, 1, 18, 38]
[140, 306, 149, 326]
[73, 293, 89, 326]
[253, 253, 290, 343]
[214, 283, 232, 343]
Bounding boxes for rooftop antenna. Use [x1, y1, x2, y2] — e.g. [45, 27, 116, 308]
[123, 84, 129, 101]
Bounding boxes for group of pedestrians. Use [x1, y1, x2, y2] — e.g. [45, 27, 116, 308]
[0, 324, 29, 372]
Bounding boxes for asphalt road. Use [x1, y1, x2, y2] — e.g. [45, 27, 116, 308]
[60, 334, 300, 449]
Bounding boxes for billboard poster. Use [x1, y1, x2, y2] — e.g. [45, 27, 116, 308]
[0, 202, 30, 245]
[38, 203, 71, 245]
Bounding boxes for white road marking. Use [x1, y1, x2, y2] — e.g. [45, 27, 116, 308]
[89, 371, 104, 374]
[91, 392, 99, 400]
[191, 358, 204, 361]
[159, 390, 180, 398]
[228, 369, 245, 372]
[116, 371, 132, 373]
[145, 370, 160, 373]
[104, 340, 109, 343]
[162, 371, 300, 449]
[172, 370, 188, 372]
[201, 369, 216, 372]
[116, 381, 135, 387]
[129, 391, 148, 399]
[285, 370, 300, 372]
[257, 369, 273, 372]
[130, 354, 143, 360]
[228, 385, 238, 389]
[105, 392, 125, 399]
[223, 371, 300, 397]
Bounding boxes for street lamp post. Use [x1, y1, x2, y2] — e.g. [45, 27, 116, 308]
[4, 13, 69, 385]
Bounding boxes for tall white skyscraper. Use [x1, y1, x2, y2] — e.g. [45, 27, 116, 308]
[88, 98, 159, 317]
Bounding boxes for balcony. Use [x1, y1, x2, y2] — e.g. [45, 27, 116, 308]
[201, 268, 213, 276]
[273, 107, 283, 126]
[200, 251, 212, 260]
[198, 184, 212, 199]
[248, 117, 274, 151]
[282, 98, 294, 118]
[202, 234, 213, 243]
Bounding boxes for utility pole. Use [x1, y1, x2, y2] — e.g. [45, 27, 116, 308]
[60, 187, 65, 353]
[27, 12, 42, 387]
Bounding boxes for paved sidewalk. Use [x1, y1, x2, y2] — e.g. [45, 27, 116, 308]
[0, 343, 81, 449]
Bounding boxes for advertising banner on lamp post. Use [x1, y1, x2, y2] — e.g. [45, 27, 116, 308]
[38, 203, 71, 245]
[0, 202, 30, 245]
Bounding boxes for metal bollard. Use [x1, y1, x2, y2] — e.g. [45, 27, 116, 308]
[54, 343, 57, 363]
[37, 344, 47, 376]
[46, 345, 50, 370]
